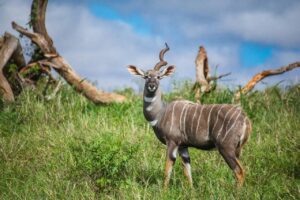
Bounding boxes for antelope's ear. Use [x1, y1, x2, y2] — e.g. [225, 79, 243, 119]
[127, 65, 145, 77]
[159, 65, 175, 78]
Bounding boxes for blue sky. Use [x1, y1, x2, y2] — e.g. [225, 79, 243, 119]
[88, 2, 276, 68]
[240, 42, 273, 68]
[1, 0, 299, 91]
[89, 2, 151, 35]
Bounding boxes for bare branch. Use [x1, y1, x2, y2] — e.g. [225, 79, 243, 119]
[12, 21, 57, 56]
[0, 32, 19, 103]
[207, 72, 231, 82]
[30, 0, 55, 51]
[19, 61, 56, 83]
[235, 62, 300, 100]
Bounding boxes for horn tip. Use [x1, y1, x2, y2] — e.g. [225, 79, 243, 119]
[165, 42, 169, 49]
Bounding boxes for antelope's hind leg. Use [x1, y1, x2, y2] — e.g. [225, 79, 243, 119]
[218, 147, 245, 187]
[163, 141, 178, 190]
[178, 146, 193, 188]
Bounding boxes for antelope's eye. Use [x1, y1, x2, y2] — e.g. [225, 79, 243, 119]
[157, 76, 161, 79]
[145, 75, 149, 79]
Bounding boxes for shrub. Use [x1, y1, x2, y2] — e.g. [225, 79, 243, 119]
[71, 132, 139, 192]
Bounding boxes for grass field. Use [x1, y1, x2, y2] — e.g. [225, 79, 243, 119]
[0, 82, 299, 199]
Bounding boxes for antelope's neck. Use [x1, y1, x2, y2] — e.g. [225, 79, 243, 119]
[143, 88, 165, 126]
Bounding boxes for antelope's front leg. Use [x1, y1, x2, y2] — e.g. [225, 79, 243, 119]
[163, 141, 178, 190]
[178, 146, 193, 188]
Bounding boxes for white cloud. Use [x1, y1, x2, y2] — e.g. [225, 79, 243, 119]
[221, 6, 300, 48]
[0, 0, 299, 92]
[0, 0, 31, 33]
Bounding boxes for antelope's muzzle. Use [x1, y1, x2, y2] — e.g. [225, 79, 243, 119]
[148, 82, 157, 92]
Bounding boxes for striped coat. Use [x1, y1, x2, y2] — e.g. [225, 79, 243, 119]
[151, 100, 252, 151]
[143, 89, 251, 150]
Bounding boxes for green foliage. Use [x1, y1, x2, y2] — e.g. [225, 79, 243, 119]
[0, 83, 299, 199]
[28, 0, 38, 28]
[71, 133, 139, 192]
[7, 63, 18, 74]
[20, 64, 41, 77]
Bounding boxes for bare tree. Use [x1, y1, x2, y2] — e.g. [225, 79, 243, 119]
[0, 32, 26, 103]
[11, 0, 126, 104]
[234, 62, 300, 101]
[193, 46, 231, 101]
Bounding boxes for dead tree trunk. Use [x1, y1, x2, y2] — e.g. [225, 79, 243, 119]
[234, 62, 300, 101]
[12, 0, 125, 104]
[0, 32, 21, 103]
[194, 46, 210, 94]
[193, 46, 230, 101]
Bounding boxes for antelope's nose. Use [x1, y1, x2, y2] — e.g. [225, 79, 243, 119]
[148, 83, 156, 89]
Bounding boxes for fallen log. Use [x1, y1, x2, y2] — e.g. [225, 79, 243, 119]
[12, 0, 126, 104]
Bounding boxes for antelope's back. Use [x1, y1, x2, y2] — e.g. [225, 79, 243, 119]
[159, 101, 251, 148]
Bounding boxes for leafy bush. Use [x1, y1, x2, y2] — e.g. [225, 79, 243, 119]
[71, 132, 140, 192]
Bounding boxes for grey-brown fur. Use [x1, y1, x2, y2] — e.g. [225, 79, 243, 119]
[128, 43, 252, 189]
[145, 94, 251, 152]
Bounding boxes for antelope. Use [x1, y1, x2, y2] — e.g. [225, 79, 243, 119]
[127, 43, 252, 190]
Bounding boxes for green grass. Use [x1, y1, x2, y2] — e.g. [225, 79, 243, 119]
[0, 83, 299, 199]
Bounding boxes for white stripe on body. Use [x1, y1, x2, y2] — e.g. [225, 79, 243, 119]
[211, 105, 227, 133]
[216, 105, 239, 139]
[169, 101, 179, 133]
[225, 107, 241, 133]
[179, 103, 189, 133]
[183, 104, 191, 136]
[191, 105, 199, 134]
[195, 106, 204, 135]
[221, 109, 243, 143]
[206, 105, 217, 139]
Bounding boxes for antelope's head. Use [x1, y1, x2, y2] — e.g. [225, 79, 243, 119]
[127, 43, 175, 94]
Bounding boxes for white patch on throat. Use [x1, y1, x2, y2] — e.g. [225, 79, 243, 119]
[144, 96, 157, 103]
[149, 119, 158, 126]
[146, 105, 153, 111]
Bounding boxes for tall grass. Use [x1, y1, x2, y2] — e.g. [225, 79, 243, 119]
[0, 83, 299, 199]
